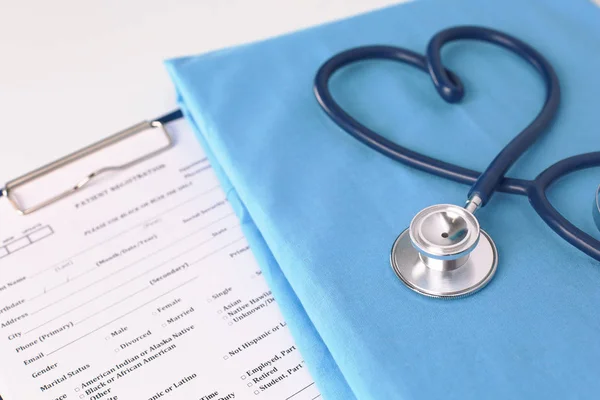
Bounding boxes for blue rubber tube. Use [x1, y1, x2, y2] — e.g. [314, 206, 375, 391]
[314, 25, 600, 261]
[528, 152, 600, 261]
[426, 26, 561, 206]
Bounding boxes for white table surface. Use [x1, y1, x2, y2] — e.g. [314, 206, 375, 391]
[0, 0, 404, 185]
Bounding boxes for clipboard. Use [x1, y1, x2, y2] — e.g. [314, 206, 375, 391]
[0, 110, 183, 216]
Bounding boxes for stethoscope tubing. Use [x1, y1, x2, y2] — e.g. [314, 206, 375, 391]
[426, 26, 561, 206]
[529, 152, 600, 261]
[313, 45, 531, 196]
[313, 25, 600, 262]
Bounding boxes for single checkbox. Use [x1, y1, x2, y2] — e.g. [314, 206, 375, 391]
[222, 316, 228, 320]
[75, 387, 80, 392]
[217, 310, 222, 314]
[241, 375, 247, 380]
[254, 390, 260, 395]
[80, 395, 85, 399]
[228, 322, 233, 326]
[223, 355, 229, 360]
[162, 323, 167, 327]
[114, 349, 119, 353]
[247, 382, 253, 387]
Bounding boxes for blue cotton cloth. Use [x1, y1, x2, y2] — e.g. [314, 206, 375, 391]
[165, 0, 600, 398]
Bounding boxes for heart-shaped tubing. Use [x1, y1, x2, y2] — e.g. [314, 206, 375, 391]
[427, 26, 560, 206]
[314, 25, 561, 199]
[314, 26, 600, 262]
[313, 45, 531, 196]
[528, 152, 600, 261]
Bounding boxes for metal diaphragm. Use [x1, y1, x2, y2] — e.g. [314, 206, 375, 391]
[390, 204, 498, 298]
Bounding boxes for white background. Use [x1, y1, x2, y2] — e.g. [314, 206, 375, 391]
[0, 0, 405, 185]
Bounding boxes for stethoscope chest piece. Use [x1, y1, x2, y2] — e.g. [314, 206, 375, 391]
[390, 204, 498, 298]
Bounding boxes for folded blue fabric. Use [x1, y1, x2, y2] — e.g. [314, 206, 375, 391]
[166, 0, 600, 398]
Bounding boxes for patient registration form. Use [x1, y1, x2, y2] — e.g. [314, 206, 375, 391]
[0, 118, 320, 400]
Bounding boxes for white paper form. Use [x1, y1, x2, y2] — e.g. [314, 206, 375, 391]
[0, 118, 321, 400]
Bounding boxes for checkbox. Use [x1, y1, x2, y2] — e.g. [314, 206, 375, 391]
[247, 382, 253, 387]
[75, 387, 80, 392]
[152, 311, 157, 315]
[105, 336, 110, 340]
[241, 375, 247, 380]
[254, 390, 260, 395]
[114, 349, 119, 353]
[228, 322, 233, 326]
[223, 355, 229, 360]
[162, 323, 167, 327]
[217, 310, 222, 314]
[207, 298, 212, 303]
[222, 316, 228, 320]
[80, 395, 85, 399]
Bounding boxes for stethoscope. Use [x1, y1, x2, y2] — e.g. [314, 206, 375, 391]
[314, 26, 600, 298]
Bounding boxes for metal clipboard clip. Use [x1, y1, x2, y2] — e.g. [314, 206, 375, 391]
[1, 110, 182, 215]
